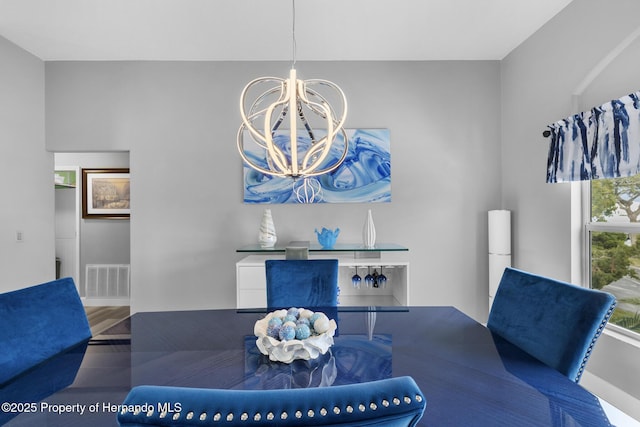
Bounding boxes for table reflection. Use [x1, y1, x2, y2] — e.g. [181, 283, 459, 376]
[493, 334, 612, 427]
[244, 334, 392, 389]
[0, 341, 88, 425]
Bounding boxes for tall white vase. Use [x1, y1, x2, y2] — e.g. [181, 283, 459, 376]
[362, 209, 376, 248]
[258, 209, 277, 248]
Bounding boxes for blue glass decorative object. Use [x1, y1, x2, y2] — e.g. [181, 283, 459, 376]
[352, 267, 362, 289]
[364, 268, 375, 288]
[377, 268, 387, 288]
[315, 227, 340, 249]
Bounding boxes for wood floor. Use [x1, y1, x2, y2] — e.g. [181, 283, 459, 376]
[84, 306, 130, 336]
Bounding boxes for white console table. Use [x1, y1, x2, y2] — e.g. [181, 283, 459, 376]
[235, 244, 410, 308]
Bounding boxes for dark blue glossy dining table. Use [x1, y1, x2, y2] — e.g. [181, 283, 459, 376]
[1, 306, 615, 426]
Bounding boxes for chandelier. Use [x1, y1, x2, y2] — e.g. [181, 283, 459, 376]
[237, 0, 348, 180]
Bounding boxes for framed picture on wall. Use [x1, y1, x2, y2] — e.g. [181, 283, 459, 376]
[82, 168, 130, 219]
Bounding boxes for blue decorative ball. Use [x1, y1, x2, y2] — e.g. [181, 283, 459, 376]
[268, 317, 283, 328]
[295, 324, 311, 340]
[283, 314, 297, 324]
[279, 324, 296, 341]
[296, 318, 310, 326]
[309, 312, 322, 327]
[267, 324, 281, 339]
[287, 307, 300, 318]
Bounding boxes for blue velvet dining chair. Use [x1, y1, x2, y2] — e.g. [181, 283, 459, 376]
[265, 259, 339, 308]
[117, 376, 426, 426]
[487, 267, 616, 383]
[0, 277, 92, 385]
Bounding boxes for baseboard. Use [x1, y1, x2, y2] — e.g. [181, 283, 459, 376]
[581, 371, 640, 424]
[82, 297, 129, 306]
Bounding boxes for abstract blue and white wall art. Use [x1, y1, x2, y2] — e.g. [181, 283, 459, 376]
[546, 91, 640, 183]
[243, 129, 391, 203]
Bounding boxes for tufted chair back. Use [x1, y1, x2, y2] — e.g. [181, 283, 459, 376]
[488, 267, 616, 383]
[0, 277, 91, 385]
[117, 376, 426, 426]
[265, 259, 339, 308]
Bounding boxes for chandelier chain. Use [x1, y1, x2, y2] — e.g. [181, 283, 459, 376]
[291, 0, 297, 68]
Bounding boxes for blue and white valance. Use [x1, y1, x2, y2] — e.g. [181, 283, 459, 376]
[546, 91, 640, 183]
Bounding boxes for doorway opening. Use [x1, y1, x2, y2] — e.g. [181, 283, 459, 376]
[54, 152, 130, 307]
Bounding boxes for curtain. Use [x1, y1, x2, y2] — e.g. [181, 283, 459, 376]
[546, 91, 640, 183]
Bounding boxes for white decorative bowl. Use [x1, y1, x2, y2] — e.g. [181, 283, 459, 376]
[254, 309, 337, 364]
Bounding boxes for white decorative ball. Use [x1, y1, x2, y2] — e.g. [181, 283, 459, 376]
[313, 315, 330, 334]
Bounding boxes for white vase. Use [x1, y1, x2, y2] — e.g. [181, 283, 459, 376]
[258, 209, 277, 248]
[362, 209, 376, 249]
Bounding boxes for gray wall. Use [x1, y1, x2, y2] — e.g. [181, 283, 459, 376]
[45, 60, 502, 317]
[501, 0, 640, 412]
[0, 36, 52, 292]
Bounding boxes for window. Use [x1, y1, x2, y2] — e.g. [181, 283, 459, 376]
[588, 176, 640, 335]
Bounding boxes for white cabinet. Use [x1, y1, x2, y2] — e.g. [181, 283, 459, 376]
[236, 253, 410, 308]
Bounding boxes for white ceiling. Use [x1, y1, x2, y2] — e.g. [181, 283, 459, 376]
[0, 0, 573, 61]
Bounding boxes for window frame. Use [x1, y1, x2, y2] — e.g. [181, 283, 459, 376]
[583, 181, 640, 341]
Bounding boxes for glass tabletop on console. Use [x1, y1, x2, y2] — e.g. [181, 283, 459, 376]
[2, 306, 615, 426]
[236, 242, 409, 253]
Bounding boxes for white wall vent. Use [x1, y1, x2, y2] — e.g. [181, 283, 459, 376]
[84, 264, 130, 299]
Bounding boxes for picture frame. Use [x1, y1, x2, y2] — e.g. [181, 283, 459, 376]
[82, 168, 130, 219]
